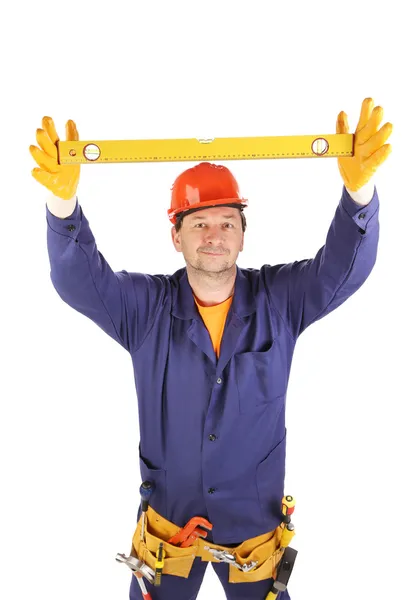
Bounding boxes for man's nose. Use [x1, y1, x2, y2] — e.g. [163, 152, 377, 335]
[204, 225, 223, 242]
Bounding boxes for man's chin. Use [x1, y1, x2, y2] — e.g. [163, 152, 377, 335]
[187, 257, 233, 274]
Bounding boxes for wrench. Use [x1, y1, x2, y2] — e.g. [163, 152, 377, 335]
[168, 516, 213, 547]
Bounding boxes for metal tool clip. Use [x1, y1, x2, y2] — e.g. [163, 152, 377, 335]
[203, 547, 258, 572]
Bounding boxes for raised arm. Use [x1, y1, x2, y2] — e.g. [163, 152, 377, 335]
[263, 183, 379, 339]
[31, 116, 165, 354]
[263, 97, 393, 340]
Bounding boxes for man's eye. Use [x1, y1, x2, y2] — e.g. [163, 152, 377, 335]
[193, 223, 233, 228]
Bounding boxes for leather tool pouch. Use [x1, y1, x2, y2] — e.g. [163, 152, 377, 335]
[131, 505, 292, 583]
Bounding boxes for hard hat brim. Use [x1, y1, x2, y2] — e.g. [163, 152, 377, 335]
[168, 197, 248, 225]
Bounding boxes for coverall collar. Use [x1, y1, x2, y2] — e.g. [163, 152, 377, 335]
[172, 265, 256, 320]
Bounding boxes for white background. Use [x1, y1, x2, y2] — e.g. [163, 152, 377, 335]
[1, 1, 413, 599]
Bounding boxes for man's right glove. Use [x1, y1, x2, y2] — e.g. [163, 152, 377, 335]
[29, 116, 80, 201]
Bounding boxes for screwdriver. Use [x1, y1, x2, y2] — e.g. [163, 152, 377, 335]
[281, 495, 295, 520]
[279, 495, 296, 549]
[140, 481, 154, 541]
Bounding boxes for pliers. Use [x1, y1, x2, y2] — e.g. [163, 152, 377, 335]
[115, 553, 155, 599]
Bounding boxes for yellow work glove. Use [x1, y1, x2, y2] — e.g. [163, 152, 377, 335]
[29, 116, 80, 200]
[336, 97, 393, 191]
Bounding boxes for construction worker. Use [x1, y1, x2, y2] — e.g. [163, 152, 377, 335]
[29, 97, 392, 600]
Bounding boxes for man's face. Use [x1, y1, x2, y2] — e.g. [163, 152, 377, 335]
[171, 206, 244, 274]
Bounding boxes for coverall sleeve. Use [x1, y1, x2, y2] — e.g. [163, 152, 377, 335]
[263, 185, 380, 339]
[46, 198, 165, 354]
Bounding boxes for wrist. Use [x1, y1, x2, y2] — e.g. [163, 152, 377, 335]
[345, 180, 375, 206]
[46, 192, 78, 218]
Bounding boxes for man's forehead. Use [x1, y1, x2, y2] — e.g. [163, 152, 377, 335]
[188, 207, 239, 220]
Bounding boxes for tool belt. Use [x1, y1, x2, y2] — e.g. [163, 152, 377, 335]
[130, 505, 295, 584]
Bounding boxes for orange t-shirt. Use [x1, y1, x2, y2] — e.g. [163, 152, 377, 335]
[193, 294, 233, 357]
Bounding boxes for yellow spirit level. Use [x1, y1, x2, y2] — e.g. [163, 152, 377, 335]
[57, 133, 354, 165]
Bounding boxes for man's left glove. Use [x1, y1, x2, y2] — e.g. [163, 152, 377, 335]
[336, 97, 393, 192]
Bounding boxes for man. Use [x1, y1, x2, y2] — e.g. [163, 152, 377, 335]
[30, 98, 392, 600]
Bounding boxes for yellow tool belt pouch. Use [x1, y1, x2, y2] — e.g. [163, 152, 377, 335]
[131, 506, 294, 584]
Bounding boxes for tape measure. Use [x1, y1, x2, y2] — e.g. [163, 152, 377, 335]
[57, 133, 354, 165]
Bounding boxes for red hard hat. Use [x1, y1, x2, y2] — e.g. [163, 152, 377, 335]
[168, 162, 248, 224]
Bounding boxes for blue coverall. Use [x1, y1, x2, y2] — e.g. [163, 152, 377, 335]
[45, 185, 379, 599]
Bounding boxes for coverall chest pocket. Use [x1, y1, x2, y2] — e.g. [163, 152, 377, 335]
[234, 341, 286, 414]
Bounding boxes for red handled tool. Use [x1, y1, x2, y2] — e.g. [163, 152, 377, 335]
[168, 516, 213, 547]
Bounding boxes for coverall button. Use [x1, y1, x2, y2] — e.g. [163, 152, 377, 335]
[358, 213, 366, 220]
[216, 377, 222, 384]
[209, 434, 217, 441]
[66, 224, 76, 231]
[208, 488, 216, 494]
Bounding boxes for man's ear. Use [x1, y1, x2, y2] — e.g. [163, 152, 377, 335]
[171, 226, 181, 253]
